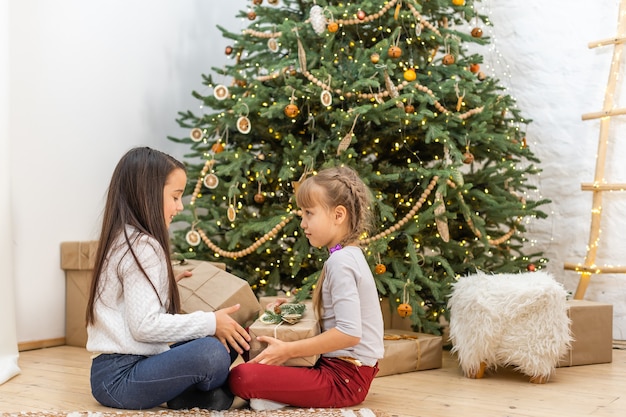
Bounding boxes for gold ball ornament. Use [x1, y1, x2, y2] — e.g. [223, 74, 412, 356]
[463, 152, 475, 164]
[284, 104, 300, 118]
[442, 54, 455, 65]
[388, 45, 402, 59]
[452, 0, 465, 5]
[247, 11, 257, 20]
[397, 303, 413, 318]
[267, 0, 278, 4]
[404, 104, 415, 114]
[403, 68, 417, 82]
[253, 0, 263, 4]
[370, 53, 380, 64]
[374, 264, 386, 275]
[327, 21, 339, 33]
[471, 27, 483, 38]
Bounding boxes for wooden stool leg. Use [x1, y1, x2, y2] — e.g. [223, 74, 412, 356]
[466, 362, 487, 379]
[530, 374, 549, 384]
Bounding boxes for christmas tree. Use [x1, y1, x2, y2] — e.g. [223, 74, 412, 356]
[169, 0, 549, 334]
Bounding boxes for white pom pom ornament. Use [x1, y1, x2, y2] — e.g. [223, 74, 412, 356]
[309, 5, 326, 35]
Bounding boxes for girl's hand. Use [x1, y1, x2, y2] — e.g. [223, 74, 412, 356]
[249, 335, 291, 366]
[214, 304, 251, 354]
[175, 270, 192, 282]
[265, 297, 289, 311]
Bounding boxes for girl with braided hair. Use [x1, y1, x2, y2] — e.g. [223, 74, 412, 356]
[228, 166, 384, 410]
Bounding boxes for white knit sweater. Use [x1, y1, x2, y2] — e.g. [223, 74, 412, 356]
[86, 227, 216, 355]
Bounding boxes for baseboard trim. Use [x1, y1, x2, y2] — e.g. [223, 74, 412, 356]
[18, 337, 66, 352]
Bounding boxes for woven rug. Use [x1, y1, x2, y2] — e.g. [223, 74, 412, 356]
[0, 409, 387, 417]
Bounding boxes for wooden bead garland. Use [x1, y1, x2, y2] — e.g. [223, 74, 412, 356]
[243, 0, 480, 119]
[186, 172, 521, 259]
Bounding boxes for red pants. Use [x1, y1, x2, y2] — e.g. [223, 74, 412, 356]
[228, 357, 379, 408]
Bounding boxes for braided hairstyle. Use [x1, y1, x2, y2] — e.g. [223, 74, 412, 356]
[296, 165, 375, 318]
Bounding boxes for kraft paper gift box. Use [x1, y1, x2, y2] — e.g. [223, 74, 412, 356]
[376, 329, 443, 377]
[61, 242, 254, 347]
[174, 260, 261, 328]
[248, 301, 320, 366]
[558, 300, 613, 367]
[61, 241, 99, 347]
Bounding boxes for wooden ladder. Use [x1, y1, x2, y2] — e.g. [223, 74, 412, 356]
[563, 1, 626, 299]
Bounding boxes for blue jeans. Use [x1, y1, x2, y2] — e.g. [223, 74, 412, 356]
[90, 337, 233, 410]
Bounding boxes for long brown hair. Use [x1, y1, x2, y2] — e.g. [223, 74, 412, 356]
[86, 147, 185, 325]
[295, 166, 374, 319]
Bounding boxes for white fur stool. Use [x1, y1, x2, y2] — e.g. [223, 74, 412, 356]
[447, 271, 572, 383]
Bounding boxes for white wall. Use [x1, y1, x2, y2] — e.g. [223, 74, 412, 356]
[8, 0, 246, 344]
[7, 0, 626, 343]
[488, 0, 626, 339]
[1, 0, 21, 384]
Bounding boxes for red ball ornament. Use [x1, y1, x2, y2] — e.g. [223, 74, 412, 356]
[247, 11, 257, 20]
[375, 264, 387, 275]
[527, 264, 537, 272]
[469, 63, 480, 73]
[357, 10, 366, 21]
[397, 303, 413, 318]
[225, 46, 233, 55]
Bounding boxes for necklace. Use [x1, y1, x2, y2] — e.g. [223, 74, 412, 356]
[329, 244, 342, 254]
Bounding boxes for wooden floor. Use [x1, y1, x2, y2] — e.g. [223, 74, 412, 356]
[1, 345, 625, 416]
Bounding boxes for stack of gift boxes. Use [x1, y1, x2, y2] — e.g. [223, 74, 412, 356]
[60, 242, 261, 346]
[62, 242, 613, 376]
